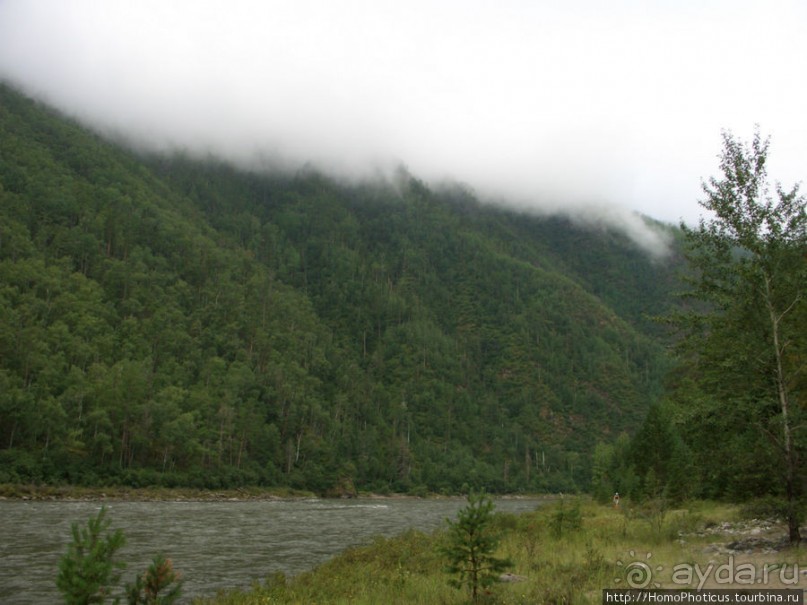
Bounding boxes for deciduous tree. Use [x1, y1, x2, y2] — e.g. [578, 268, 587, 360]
[678, 129, 806, 543]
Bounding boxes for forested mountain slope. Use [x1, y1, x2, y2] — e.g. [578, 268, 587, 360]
[0, 83, 682, 493]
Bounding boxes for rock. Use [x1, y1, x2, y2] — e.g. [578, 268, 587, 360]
[499, 573, 528, 583]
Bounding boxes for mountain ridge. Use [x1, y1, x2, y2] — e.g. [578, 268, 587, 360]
[0, 82, 681, 493]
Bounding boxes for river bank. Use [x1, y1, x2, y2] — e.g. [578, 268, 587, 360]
[195, 499, 807, 605]
[0, 482, 552, 502]
[0, 483, 315, 501]
[0, 494, 547, 603]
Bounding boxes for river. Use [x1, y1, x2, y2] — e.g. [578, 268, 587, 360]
[0, 496, 544, 603]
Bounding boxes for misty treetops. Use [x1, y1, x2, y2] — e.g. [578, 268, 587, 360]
[2, 83, 803, 508]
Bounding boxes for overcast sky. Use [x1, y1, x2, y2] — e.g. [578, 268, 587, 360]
[1, 0, 805, 239]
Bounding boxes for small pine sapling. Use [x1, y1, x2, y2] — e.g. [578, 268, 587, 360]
[56, 506, 126, 604]
[441, 491, 512, 601]
[125, 554, 183, 604]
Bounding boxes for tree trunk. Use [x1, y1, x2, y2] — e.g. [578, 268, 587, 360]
[765, 275, 801, 544]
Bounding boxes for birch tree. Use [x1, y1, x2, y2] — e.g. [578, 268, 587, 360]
[680, 129, 806, 543]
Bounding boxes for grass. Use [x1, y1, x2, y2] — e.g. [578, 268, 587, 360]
[193, 497, 805, 604]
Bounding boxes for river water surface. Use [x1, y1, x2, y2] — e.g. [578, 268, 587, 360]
[0, 496, 544, 603]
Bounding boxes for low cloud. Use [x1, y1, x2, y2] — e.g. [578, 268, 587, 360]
[1, 0, 805, 256]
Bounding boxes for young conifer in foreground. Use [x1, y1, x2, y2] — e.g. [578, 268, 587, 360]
[441, 491, 512, 602]
[56, 506, 127, 604]
[125, 554, 183, 604]
[57, 507, 183, 604]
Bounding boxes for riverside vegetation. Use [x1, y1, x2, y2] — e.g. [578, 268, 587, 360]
[191, 496, 806, 604]
[55, 495, 804, 604]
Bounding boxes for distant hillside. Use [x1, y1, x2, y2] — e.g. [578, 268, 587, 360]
[0, 82, 683, 493]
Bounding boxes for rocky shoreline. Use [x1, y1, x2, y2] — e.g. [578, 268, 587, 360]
[695, 519, 802, 555]
[0, 483, 315, 502]
[0, 483, 551, 502]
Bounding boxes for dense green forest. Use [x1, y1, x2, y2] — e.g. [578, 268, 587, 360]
[0, 82, 694, 494]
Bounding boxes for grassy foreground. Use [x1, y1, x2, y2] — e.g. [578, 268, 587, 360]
[193, 498, 806, 604]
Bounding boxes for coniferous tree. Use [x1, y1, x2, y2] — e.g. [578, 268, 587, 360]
[442, 491, 512, 601]
[56, 506, 126, 604]
[57, 508, 183, 605]
[629, 404, 694, 503]
[125, 555, 183, 605]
